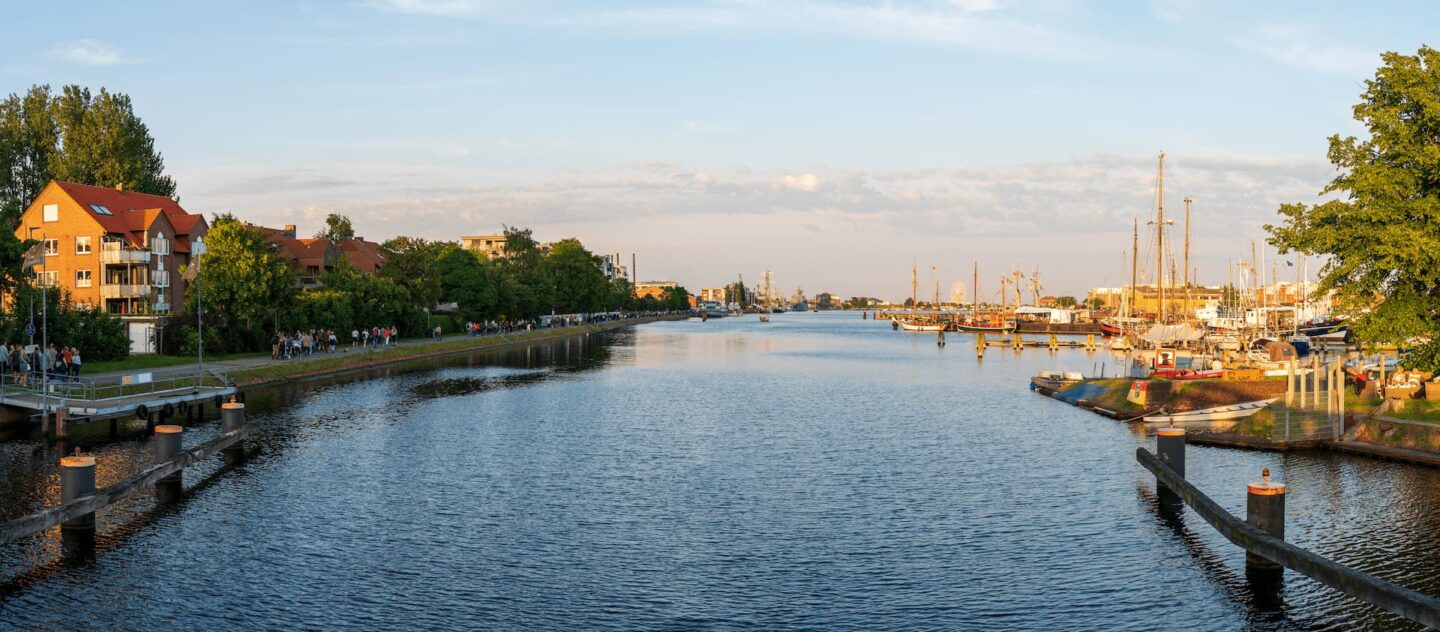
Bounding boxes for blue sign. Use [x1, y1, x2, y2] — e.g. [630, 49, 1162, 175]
[24, 323, 34, 338]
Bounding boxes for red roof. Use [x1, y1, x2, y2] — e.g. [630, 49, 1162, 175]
[335, 238, 386, 274]
[51, 181, 203, 249]
[254, 226, 334, 268]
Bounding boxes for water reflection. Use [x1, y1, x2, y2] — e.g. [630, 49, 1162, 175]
[0, 317, 1432, 629]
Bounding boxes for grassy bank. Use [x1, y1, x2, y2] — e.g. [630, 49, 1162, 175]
[228, 316, 683, 388]
[87, 351, 269, 374]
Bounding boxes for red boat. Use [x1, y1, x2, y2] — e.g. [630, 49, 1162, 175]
[1150, 369, 1224, 380]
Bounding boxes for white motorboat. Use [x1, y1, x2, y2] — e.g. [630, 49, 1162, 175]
[702, 301, 729, 318]
[1142, 399, 1276, 423]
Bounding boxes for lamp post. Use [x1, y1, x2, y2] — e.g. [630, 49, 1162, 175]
[192, 237, 206, 383]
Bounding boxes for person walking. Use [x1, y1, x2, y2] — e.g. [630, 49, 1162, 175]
[70, 347, 81, 379]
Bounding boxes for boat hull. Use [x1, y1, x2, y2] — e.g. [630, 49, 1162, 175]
[1142, 399, 1276, 423]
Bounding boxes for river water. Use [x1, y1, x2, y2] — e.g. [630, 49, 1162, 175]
[0, 313, 1437, 630]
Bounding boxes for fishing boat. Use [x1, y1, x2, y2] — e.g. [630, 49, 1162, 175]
[1142, 399, 1276, 423]
[899, 320, 946, 332]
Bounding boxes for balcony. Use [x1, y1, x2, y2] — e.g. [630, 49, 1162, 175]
[101, 284, 151, 299]
[100, 243, 150, 264]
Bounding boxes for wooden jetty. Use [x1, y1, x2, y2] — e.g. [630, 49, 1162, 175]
[0, 402, 250, 547]
[1139, 430, 1440, 628]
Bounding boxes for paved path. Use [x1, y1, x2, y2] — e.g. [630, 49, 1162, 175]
[89, 317, 676, 380]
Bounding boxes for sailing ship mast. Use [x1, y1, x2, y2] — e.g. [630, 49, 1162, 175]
[932, 265, 939, 321]
[1156, 152, 1166, 324]
[972, 260, 979, 322]
[911, 260, 918, 315]
[1130, 218, 1139, 321]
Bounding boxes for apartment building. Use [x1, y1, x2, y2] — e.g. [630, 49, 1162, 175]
[16, 180, 208, 316]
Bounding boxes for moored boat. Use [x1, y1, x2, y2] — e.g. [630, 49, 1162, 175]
[1142, 399, 1276, 423]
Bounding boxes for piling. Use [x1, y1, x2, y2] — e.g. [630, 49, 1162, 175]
[221, 401, 246, 460]
[1156, 427, 1185, 508]
[976, 333, 986, 358]
[1085, 334, 1096, 351]
[60, 455, 97, 531]
[55, 408, 68, 440]
[1048, 334, 1059, 351]
[154, 425, 183, 502]
[1246, 468, 1285, 570]
[1011, 333, 1023, 350]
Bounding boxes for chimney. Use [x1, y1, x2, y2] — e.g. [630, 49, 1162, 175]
[284, 224, 296, 238]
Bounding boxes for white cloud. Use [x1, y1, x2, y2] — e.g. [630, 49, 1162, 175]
[365, 0, 488, 17]
[1234, 25, 1379, 77]
[48, 39, 129, 66]
[776, 173, 822, 192]
[366, 0, 1102, 61]
[179, 153, 1331, 296]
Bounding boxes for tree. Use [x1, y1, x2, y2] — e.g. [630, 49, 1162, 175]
[436, 244, 498, 319]
[184, 216, 294, 352]
[1054, 296, 1078, 309]
[0, 85, 175, 223]
[1267, 46, 1440, 343]
[546, 238, 610, 314]
[315, 213, 355, 241]
[380, 236, 444, 311]
[493, 226, 552, 318]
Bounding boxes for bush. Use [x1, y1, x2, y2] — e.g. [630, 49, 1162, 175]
[1403, 340, 1440, 373]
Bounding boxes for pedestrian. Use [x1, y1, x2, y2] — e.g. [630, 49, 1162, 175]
[70, 347, 81, 379]
[352, 328, 360, 349]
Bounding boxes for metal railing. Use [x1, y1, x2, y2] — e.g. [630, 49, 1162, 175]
[0, 366, 231, 404]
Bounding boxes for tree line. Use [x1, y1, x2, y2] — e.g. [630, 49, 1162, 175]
[186, 221, 692, 355]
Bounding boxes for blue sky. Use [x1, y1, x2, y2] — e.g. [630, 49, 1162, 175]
[3, 1, 1432, 299]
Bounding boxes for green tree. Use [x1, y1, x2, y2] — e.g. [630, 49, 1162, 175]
[315, 213, 355, 241]
[436, 244, 498, 319]
[0, 86, 58, 223]
[1054, 296, 1078, 309]
[380, 236, 445, 311]
[0, 84, 175, 224]
[1267, 46, 1440, 344]
[185, 217, 294, 352]
[546, 238, 610, 314]
[493, 226, 552, 318]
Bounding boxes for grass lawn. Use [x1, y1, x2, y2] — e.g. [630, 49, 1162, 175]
[86, 351, 269, 375]
[1388, 400, 1440, 424]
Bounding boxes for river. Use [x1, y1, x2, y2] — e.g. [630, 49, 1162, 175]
[0, 313, 1437, 630]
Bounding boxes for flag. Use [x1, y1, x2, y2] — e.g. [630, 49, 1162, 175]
[182, 264, 198, 282]
[21, 242, 43, 270]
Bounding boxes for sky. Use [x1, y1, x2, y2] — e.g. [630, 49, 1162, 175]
[2, 1, 1433, 300]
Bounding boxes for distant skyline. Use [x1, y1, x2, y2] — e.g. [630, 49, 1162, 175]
[4, 1, 1431, 300]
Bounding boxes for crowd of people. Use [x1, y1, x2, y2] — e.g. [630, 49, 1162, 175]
[270, 326, 402, 360]
[3, 343, 82, 384]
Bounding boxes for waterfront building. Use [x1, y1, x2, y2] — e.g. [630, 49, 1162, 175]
[249, 224, 386, 286]
[599, 252, 629, 281]
[635, 280, 678, 301]
[462, 232, 552, 259]
[15, 180, 209, 352]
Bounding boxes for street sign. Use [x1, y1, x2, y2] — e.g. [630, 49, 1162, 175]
[24, 323, 35, 338]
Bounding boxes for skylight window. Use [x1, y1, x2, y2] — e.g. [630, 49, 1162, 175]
[89, 204, 113, 215]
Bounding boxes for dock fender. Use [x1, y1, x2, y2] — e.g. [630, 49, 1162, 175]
[135, 404, 150, 421]
[214, 395, 225, 408]
[161, 403, 175, 420]
[177, 401, 190, 415]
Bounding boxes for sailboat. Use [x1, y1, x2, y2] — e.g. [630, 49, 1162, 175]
[954, 260, 1015, 333]
[898, 262, 946, 332]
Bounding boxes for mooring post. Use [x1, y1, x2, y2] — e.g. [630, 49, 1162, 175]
[1286, 360, 1295, 406]
[60, 455, 97, 531]
[976, 333, 985, 359]
[1310, 353, 1320, 409]
[221, 401, 246, 460]
[1246, 468, 1286, 570]
[155, 425, 183, 503]
[1156, 427, 1185, 508]
[1012, 333, 1023, 350]
[55, 408, 67, 440]
[1048, 334, 1058, 351]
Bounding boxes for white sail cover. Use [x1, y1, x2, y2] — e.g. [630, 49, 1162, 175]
[1139, 323, 1206, 343]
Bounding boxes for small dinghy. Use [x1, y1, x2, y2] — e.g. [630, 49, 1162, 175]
[1142, 399, 1276, 423]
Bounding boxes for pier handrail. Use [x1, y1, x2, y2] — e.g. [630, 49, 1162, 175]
[0, 426, 247, 546]
[0, 366, 231, 405]
[1137, 447, 1440, 628]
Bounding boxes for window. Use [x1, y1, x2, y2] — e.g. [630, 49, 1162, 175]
[75, 236, 92, 254]
[38, 271, 58, 287]
[43, 239, 57, 256]
[151, 236, 170, 255]
[88, 204, 113, 216]
[75, 269, 92, 288]
[42, 204, 58, 222]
